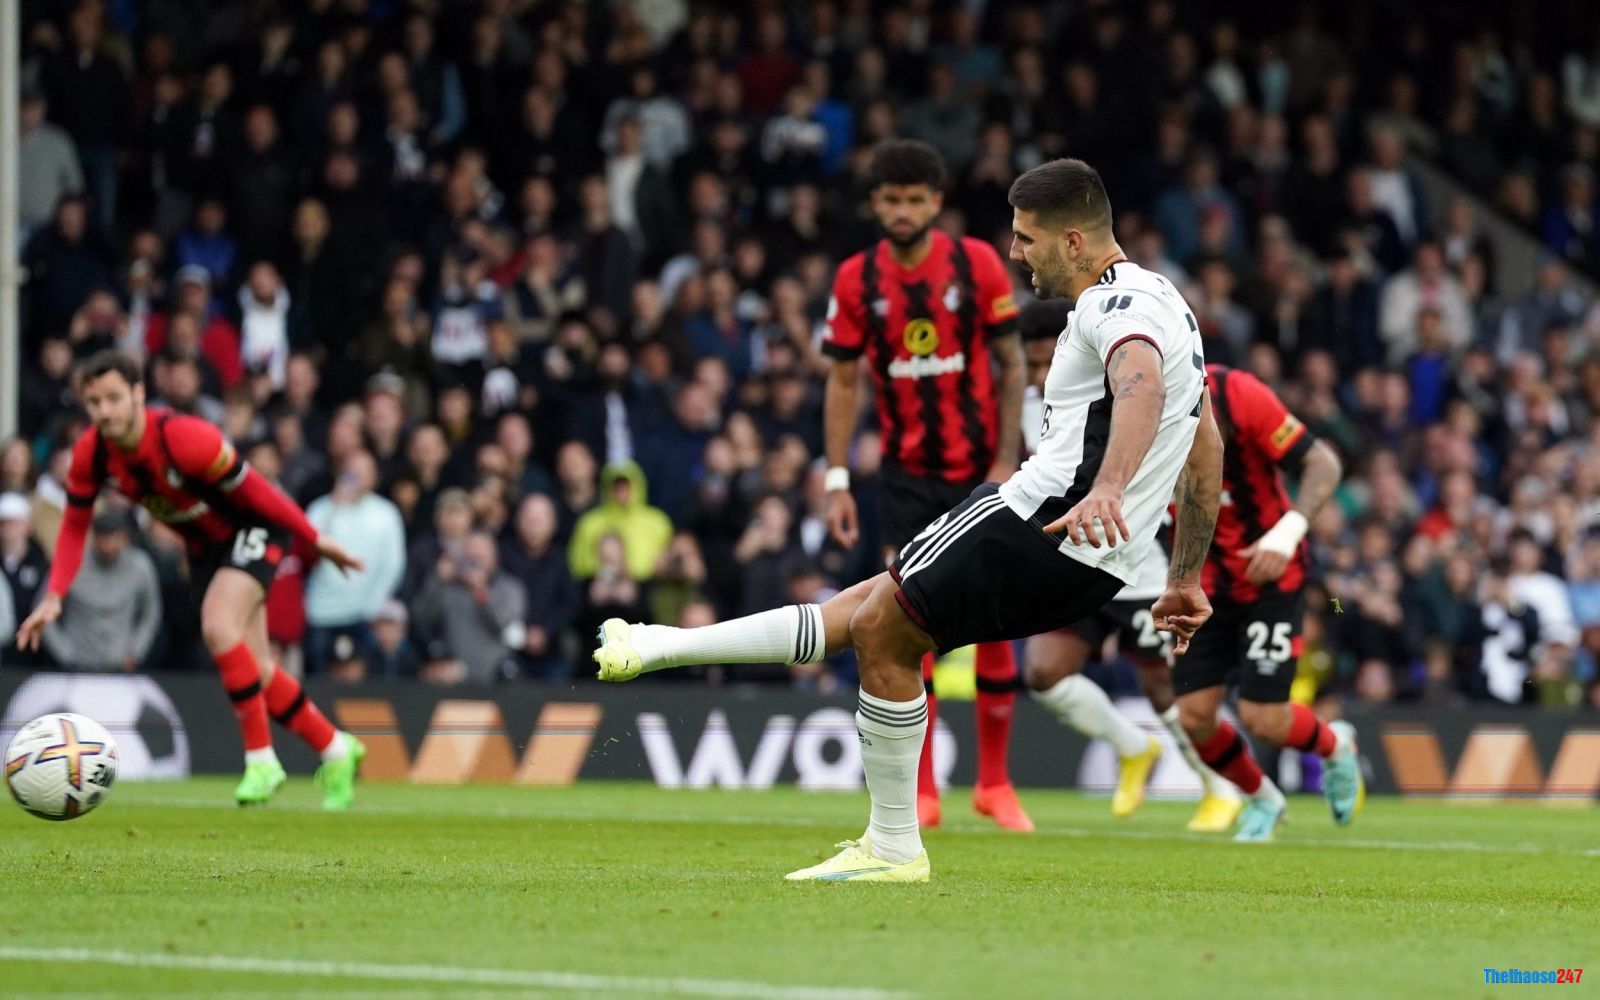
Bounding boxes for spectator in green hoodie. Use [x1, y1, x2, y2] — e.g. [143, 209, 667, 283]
[568, 461, 673, 582]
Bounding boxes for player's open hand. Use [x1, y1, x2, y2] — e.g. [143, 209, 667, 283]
[16, 592, 63, 652]
[316, 536, 366, 577]
[826, 488, 859, 549]
[1151, 583, 1212, 656]
[1237, 541, 1292, 584]
[1044, 485, 1129, 548]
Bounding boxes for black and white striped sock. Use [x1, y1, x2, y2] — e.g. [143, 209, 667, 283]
[630, 604, 827, 671]
[856, 689, 929, 865]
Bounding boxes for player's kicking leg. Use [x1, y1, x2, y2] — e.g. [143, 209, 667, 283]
[595, 573, 929, 881]
[1133, 657, 1241, 833]
[1024, 626, 1161, 818]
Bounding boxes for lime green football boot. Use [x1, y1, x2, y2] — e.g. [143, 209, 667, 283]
[234, 758, 287, 806]
[314, 734, 367, 811]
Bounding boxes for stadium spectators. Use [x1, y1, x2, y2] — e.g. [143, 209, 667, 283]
[42, 507, 160, 672]
[7, 0, 1600, 711]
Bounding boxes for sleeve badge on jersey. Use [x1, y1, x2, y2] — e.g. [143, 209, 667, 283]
[903, 318, 940, 356]
[205, 442, 237, 480]
[990, 292, 1018, 319]
[1270, 415, 1304, 451]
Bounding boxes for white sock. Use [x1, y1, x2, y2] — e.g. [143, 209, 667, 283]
[856, 689, 928, 865]
[1253, 775, 1286, 808]
[244, 747, 279, 766]
[1031, 675, 1149, 758]
[631, 605, 826, 672]
[319, 732, 350, 763]
[1159, 705, 1238, 800]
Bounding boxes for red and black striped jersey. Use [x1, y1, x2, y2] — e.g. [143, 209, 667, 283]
[49, 407, 321, 597]
[822, 230, 1019, 483]
[1204, 365, 1315, 604]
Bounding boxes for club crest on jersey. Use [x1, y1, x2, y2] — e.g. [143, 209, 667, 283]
[165, 467, 184, 489]
[872, 298, 891, 318]
[943, 283, 962, 313]
[903, 318, 940, 356]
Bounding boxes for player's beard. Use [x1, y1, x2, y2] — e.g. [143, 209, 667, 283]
[884, 220, 933, 250]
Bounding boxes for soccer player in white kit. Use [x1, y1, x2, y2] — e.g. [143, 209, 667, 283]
[593, 159, 1224, 882]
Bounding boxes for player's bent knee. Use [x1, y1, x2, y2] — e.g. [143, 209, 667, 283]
[849, 579, 930, 685]
[200, 618, 244, 653]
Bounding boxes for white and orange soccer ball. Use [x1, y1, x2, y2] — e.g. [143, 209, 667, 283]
[5, 713, 118, 821]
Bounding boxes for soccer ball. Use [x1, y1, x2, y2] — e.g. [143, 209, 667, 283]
[5, 713, 118, 821]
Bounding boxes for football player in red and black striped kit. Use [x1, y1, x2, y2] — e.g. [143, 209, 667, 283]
[820, 140, 1031, 831]
[1172, 363, 1358, 841]
[16, 352, 369, 809]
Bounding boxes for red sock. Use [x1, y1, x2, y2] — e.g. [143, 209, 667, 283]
[916, 652, 937, 800]
[974, 641, 1016, 789]
[1194, 721, 1264, 795]
[1285, 703, 1337, 757]
[263, 666, 338, 753]
[215, 642, 272, 753]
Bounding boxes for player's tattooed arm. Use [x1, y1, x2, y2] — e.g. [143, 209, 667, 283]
[1169, 389, 1223, 584]
[1096, 339, 1167, 490]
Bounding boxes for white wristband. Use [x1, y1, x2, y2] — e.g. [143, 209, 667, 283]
[824, 467, 851, 492]
[1255, 510, 1309, 556]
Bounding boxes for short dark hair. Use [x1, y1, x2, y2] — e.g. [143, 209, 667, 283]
[78, 350, 144, 388]
[1007, 158, 1112, 230]
[869, 139, 946, 191]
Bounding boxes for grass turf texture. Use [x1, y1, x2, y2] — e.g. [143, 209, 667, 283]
[0, 780, 1594, 999]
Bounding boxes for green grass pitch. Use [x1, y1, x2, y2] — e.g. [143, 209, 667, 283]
[1, 780, 1594, 998]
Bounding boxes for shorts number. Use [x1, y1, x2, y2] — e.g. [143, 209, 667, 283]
[232, 528, 268, 565]
[1130, 609, 1164, 650]
[1245, 621, 1293, 663]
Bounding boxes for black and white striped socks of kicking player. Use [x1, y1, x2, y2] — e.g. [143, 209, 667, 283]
[626, 604, 827, 673]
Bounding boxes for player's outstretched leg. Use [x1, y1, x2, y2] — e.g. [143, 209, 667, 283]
[915, 653, 940, 829]
[592, 577, 883, 680]
[1242, 700, 1363, 826]
[1179, 689, 1284, 843]
[1135, 662, 1240, 832]
[971, 641, 1033, 832]
[1025, 630, 1159, 819]
[787, 576, 931, 883]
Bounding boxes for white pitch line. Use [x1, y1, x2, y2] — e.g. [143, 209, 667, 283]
[0, 947, 912, 1000]
[118, 796, 1600, 859]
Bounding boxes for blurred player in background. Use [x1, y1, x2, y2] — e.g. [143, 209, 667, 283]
[819, 140, 1031, 831]
[16, 351, 369, 809]
[1173, 363, 1353, 842]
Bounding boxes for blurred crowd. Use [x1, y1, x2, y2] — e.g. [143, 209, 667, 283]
[6, 0, 1600, 709]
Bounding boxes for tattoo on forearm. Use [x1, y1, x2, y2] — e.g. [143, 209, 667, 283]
[1169, 463, 1220, 583]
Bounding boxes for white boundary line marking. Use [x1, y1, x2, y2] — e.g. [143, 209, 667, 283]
[0, 947, 912, 1000]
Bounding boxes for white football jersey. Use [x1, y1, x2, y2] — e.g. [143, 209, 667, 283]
[1000, 262, 1205, 586]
